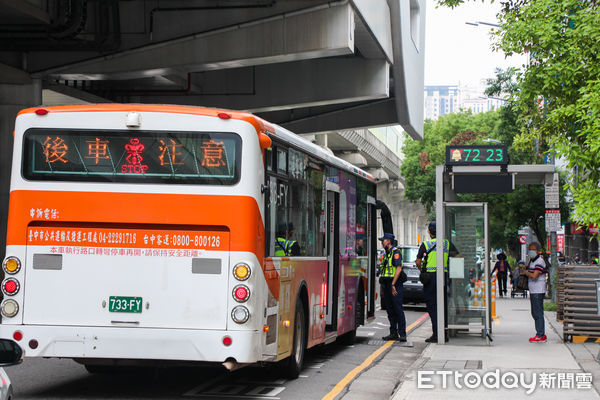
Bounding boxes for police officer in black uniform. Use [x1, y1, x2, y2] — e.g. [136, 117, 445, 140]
[416, 222, 459, 343]
[379, 233, 407, 342]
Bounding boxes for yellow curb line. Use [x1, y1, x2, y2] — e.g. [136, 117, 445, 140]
[321, 312, 429, 400]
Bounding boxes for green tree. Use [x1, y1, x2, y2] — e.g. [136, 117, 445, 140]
[437, 0, 600, 226]
[401, 111, 500, 212]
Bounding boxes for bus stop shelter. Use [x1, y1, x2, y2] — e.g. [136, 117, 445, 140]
[434, 148, 555, 344]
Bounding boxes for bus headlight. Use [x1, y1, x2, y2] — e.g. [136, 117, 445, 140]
[231, 306, 250, 324]
[2, 257, 21, 275]
[1, 300, 19, 318]
[233, 263, 250, 281]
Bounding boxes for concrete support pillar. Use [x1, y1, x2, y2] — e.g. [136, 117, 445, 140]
[314, 133, 328, 148]
[0, 81, 41, 260]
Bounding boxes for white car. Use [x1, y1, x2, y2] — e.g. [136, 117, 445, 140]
[0, 368, 11, 400]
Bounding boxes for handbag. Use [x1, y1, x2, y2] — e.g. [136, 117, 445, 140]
[419, 267, 430, 285]
[516, 274, 529, 291]
[399, 270, 408, 283]
[418, 243, 436, 285]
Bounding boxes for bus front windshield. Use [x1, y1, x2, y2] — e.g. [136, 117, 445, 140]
[23, 129, 241, 185]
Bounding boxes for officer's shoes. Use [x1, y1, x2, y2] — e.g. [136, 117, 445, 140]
[425, 334, 449, 343]
[382, 334, 398, 341]
[425, 335, 437, 343]
[398, 336, 407, 342]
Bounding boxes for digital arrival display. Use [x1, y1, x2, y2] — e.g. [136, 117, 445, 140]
[445, 145, 509, 166]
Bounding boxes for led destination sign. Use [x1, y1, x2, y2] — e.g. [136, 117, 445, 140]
[445, 145, 509, 166]
[24, 129, 240, 184]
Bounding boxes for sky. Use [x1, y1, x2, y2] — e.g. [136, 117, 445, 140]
[424, 0, 527, 88]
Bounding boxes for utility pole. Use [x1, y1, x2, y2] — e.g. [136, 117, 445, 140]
[550, 231, 557, 302]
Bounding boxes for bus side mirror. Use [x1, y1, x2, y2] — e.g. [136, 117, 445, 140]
[0, 340, 23, 367]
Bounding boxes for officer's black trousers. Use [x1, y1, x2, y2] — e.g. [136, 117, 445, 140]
[382, 280, 406, 337]
[423, 272, 448, 338]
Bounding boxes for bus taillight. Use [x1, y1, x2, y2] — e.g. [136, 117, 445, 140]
[233, 285, 250, 302]
[2, 279, 19, 296]
[2, 257, 21, 275]
[321, 283, 327, 307]
[1, 300, 19, 318]
[233, 263, 251, 281]
[231, 306, 249, 324]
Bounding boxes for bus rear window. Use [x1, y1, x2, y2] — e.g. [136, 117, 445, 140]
[23, 129, 241, 184]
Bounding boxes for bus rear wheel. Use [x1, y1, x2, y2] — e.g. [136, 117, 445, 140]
[282, 300, 306, 379]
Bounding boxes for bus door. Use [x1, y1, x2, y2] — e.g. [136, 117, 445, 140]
[325, 185, 340, 331]
[366, 198, 377, 318]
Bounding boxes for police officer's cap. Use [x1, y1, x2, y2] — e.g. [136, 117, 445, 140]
[378, 233, 395, 241]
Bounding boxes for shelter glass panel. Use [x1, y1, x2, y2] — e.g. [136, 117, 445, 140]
[445, 204, 488, 335]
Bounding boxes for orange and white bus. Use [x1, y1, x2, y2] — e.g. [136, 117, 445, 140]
[1, 104, 378, 377]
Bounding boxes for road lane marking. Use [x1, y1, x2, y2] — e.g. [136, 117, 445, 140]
[321, 312, 429, 400]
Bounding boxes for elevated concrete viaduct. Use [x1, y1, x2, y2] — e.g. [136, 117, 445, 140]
[0, 0, 426, 256]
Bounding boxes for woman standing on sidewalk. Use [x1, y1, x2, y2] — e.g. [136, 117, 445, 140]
[521, 242, 547, 343]
[491, 252, 509, 297]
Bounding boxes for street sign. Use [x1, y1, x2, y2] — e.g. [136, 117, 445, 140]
[557, 234, 565, 253]
[519, 235, 527, 244]
[545, 209, 561, 232]
[545, 173, 559, 209]
[446, 145, 509, 166]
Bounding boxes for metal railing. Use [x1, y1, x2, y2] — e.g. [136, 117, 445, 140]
[558, 264, 600, 342]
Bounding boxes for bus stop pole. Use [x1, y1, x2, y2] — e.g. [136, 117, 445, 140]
[436, 165, 445, 344]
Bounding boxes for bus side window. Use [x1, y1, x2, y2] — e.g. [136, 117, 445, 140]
[289, 180, 307, 257]
[307, 167, 324, 257]
[356, 178, 368, 256]
[276, 148, 287, 175]
[265, 176, 277, 257]
[266, 147, 273, 172]
[274, 180, 289, 256]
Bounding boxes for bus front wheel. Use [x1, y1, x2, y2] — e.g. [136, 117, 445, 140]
[282, 300, 306, 379]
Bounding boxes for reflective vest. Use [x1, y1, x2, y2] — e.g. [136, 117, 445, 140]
[275, 237, 296, 256]
[424, 238, 449, 273]
[380, 247, 401, 278]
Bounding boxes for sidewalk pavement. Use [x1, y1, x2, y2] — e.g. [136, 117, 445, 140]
[388, 298, 600, 399]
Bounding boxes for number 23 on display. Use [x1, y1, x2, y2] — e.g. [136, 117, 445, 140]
[463, 148, 503, 162]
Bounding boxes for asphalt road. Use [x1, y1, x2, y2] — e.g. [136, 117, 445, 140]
[6, 305, 427, 400]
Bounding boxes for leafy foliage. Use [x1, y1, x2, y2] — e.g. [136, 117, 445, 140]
[436, 0, 600, 226]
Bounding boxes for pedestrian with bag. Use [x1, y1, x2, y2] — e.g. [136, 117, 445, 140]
[491, 252, 510, 297]
[379, 233, 407, 342]
[520, 242, 547, 343]
[416, 222, 460, 343]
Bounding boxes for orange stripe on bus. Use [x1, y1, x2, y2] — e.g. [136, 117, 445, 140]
[7, 190, 262, 251]
[6, 190, 280, 297]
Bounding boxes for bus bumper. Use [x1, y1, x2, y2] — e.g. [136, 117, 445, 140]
[0, 325, 267, 363]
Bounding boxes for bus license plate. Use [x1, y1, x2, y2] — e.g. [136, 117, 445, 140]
[109, 296, 143, 313]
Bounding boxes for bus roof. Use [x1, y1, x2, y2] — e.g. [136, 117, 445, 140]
[18, 104, 376, 183]
[269, 124, 376, 183]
